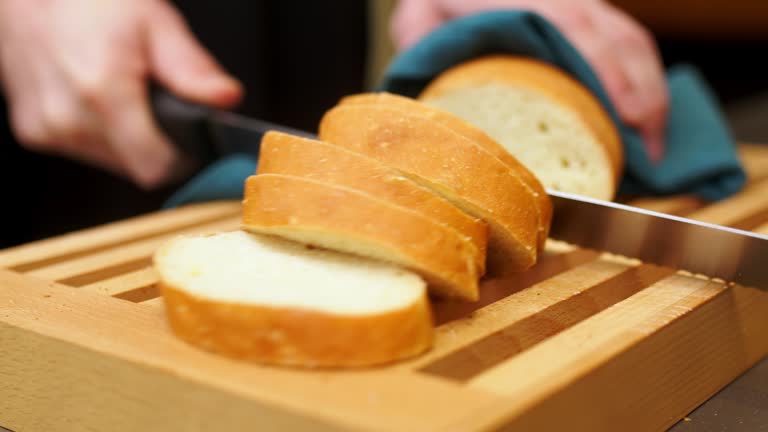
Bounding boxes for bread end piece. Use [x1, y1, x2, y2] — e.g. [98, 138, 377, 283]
[155, 231, 433, 368]
[161, 284, 433, 368]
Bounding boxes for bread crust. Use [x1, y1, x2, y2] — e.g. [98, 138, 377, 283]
[340, 92, 552, 252]
[318, 104, 539, 274]
[257, 131, 488, 274]
[419, 55, 623, 195]
[243, 174, 480, 300]
[160, 282, 433, 368]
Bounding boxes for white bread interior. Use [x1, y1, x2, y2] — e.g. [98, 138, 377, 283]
[154, 231, 433, 367]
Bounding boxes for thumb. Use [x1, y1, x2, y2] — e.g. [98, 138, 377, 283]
[146, 2, 242, 108]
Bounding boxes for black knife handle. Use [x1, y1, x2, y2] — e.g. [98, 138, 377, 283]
[150, 87, 217, 164]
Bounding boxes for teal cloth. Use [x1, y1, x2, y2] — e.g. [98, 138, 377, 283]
[166, 10, 745, 208]
[163, 156, 256, 209]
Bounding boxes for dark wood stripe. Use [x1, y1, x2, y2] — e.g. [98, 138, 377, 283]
[57, 257, 153, 287]
[113, 284, 160, 303]
[420, 264, 676, 381]
[433, 249, 600, 326]
[729, 205, 768, 231]
[10, 212, 239, 273]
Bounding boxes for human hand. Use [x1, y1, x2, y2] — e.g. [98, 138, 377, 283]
[392, 0, 668, 161]
[0, 0, 242, 187]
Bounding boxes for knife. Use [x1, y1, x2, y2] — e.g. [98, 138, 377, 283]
[151, 90, 768, 290]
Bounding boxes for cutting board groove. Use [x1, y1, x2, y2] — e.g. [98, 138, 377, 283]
[421, 263, 676, 381]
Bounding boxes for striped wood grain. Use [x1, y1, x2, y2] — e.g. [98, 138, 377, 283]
[2, 144, 768, 431]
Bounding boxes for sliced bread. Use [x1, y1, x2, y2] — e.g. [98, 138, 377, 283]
[419, 55, 623, 200]
[242, 173, 481, 301]
[154, 231, 433, 367]
[340, 92, 552, 251]
[257, 131, 488, 274]
[318, 103, 540, 274]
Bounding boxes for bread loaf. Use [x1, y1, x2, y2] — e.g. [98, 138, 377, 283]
[155, 231, 433, 367]
[319, 103, 540, 274]
[243, 173, 481, 300]
[257, 131, 488, 274]
[419, 55, 622, 200]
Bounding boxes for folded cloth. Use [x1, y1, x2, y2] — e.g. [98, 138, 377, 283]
[165, 10, 745, 208]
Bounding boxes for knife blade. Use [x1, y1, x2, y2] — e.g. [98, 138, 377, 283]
[151, 90, 768, 290]
[548, 190, 768, 289]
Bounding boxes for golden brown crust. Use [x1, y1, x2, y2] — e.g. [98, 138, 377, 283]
[340, 92, 552, 252]
[160, 282, 433, 368]
[257, 131, 488, 274]
[419, 55, 623, 193]
[318, 103, 539, 274]
[243, 174, 480, 301]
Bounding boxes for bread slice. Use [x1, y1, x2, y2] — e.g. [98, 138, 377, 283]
[154, 231, 433, 367]
[257, 131, 488, 274]
[340, 92, 552, 251]
[242, 173, 481, 300]
[318, 103, 539, 274]
[419, 55, 623, 200]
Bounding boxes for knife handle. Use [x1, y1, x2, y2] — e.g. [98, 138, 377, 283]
[150, 87, 217, 164]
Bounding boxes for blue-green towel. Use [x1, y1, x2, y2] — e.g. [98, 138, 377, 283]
[166, 10, 746, 208]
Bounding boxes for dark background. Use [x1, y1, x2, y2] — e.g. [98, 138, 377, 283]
[1, 0, 766, 248]
[0, 0, 367, 248]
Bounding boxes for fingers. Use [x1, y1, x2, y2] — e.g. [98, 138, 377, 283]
[639, 108, 666, 162]
[9, 67, 175, 186]
[560, 12, 634, 116]
[390, 0, 444, 51]
[594, 5, 669, 160]
[0, 0, 185, 186]
[544, 1, 668, 161]
[94, 77, 178, 188]
[3, 45, 123, 173]
[8, 44, 176, 186]
[147, 1, 242, 108]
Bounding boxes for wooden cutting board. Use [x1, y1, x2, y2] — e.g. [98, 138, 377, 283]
[2, 145, 768, 432]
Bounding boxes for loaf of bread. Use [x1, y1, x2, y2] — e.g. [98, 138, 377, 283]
[419, 55, 622, 200]
[243, 173, 481, 301]
[340, 92, 552, 252]
[319, 103, 541, 274]
[155, 231, 433, 367]
[257, 131, 488, 274]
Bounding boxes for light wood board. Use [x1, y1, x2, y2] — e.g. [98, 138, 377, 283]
[2, 145, 768, 431]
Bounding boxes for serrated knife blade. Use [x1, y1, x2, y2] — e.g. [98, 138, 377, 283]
[548, 190, 768, 289]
